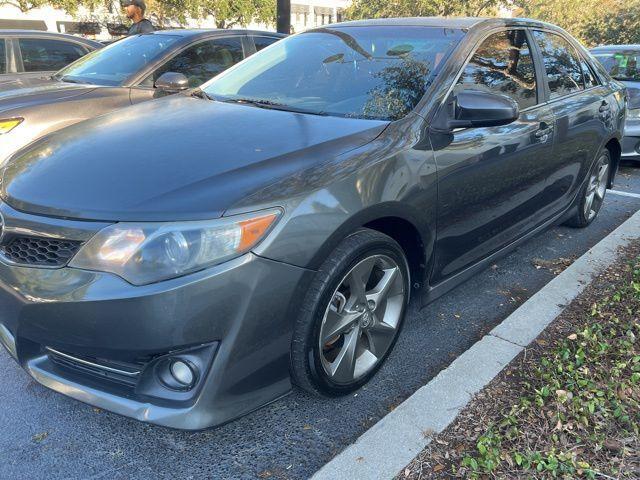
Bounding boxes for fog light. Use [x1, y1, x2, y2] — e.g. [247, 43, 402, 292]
[170, 360, 194, 386]
[156, 358, 198, 391]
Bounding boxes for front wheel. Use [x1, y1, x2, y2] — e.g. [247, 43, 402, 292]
[290, 229, 410, 396]
[564, 149, 611, 228]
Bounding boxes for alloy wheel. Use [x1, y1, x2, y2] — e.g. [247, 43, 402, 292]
[318, 254, 405, 385]
[583, 153, 610, 221]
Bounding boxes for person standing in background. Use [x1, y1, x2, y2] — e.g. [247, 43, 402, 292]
[123, 0, 155, 35]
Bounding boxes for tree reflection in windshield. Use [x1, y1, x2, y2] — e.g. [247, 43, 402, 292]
[363, 55, 431, 120]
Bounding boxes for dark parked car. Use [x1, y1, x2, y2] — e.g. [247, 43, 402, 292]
[591, 45, 640, 160]
[0, 29, 283, 161]
[0, 30, 101, 83]
[0, 17, 625, 430]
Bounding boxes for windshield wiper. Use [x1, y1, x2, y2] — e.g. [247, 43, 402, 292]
[222, 98, 328, 116]
[190, 89, 211, 100]
[59, 76, 92, 85]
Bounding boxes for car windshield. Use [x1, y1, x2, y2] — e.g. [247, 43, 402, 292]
[203, 26, 465, 121]
[592, 51, 640, 82]
[53, 34, 181, 86]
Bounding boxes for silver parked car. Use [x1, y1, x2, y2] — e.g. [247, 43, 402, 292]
[591, 45, 640, 160]
[0, 29, 283, 161]
[0, 30, 101, 84]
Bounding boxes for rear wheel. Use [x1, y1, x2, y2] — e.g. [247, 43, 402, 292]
[290, 229, 410, 396]
[564, 149, 610, 228]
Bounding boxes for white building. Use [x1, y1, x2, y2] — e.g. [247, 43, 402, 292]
[0, 2, 127, 40]
[0, 1, 351, 40]
[289, 0, 350, 33]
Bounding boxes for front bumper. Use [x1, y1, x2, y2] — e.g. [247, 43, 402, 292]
[0, 203, 313, 430]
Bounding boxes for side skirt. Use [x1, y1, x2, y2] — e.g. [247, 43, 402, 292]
[420, 207, 568, 308]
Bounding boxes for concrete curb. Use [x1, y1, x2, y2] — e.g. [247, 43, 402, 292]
[311, 209, 640, 480]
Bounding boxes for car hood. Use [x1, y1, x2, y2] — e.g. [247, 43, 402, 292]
[0, 78, 97, 113]
[1, 96, 389, 222]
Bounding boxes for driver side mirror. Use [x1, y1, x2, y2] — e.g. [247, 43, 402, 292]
[447, 90, 519, 130]
[155, 72, 189, 93]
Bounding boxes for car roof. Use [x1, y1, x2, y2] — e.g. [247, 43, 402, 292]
[148, 29, 286, 40]
[332, 16, 561, 31]
[0, 29, 103, 47]
[590, 45, 640, 52]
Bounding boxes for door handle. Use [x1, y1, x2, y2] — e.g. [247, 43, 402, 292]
[535, 122, 552, 139]
[534, 130, 547, 138]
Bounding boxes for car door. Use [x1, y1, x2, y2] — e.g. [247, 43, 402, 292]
[531, 30, 612, 215]
[15, 37, 89, 80]
[130, 35, 246, 104]
[430, 28, 556, 283]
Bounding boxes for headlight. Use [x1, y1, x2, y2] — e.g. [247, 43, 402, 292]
[69, 209, 281, 285]
[628, 108, 640, 119]
[0, 118, 23, 134]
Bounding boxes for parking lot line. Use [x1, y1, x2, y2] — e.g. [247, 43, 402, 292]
[608, 189, 640, 199]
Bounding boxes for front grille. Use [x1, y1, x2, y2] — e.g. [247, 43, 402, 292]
[46, 347, 142, 388]
[0, 236, 82, 267]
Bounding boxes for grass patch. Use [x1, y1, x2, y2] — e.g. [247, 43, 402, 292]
[401, 248, 640, 479]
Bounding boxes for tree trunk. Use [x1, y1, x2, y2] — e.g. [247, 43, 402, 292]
[277, 0, 291, 34]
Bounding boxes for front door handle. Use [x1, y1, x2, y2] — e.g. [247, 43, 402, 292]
[535, 122, 552, 140]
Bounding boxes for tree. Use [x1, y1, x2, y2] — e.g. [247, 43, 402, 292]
[153, 0, 275, 29]
[0, 0, 105, 13]
[577, 0, 640, 45]
[514, 0, 640, 46]
[345, 0, 502, 20]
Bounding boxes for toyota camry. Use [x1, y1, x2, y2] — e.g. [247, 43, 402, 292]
[0, 17, 625, 430]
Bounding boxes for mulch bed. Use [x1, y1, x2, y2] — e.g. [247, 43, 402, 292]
[397, 241, 640, 479]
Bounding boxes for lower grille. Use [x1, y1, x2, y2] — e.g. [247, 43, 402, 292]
[0, 236, 82, 267]
[46, 347, 142, 388]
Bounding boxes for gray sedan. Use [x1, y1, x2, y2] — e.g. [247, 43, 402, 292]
[0, 29, 283, 161]
[0, 17, 625, 430]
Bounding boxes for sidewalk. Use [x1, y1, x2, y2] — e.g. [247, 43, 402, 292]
[312, 209, 640, 480]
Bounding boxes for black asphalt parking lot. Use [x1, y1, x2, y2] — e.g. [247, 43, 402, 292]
[2, 165, 640, 480]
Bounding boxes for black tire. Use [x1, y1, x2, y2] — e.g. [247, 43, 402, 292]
[564, 149, 611, 228]
[290, 228, 410, 396]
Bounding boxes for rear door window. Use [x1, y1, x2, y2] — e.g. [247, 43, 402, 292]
[454, 29, 537, 110]
[19, 38, 87, 72]
[0, 40, 6, 74]
[533, 31, 585, 99]
[144, 36, 244, 88]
